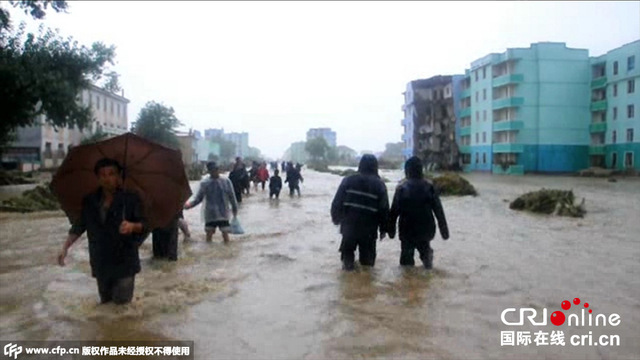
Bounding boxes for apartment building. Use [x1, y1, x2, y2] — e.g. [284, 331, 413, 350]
[589, 40, 640, 171]
[459, 42, 591, 174]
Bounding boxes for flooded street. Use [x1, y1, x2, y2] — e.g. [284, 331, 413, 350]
[1, 170, 639, 359]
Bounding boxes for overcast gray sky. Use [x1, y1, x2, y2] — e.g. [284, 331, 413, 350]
[7, 1, 640, 159]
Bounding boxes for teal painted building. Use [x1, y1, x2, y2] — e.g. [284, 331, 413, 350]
[458, 42, 592, 174]
[589, 40, 640, 171]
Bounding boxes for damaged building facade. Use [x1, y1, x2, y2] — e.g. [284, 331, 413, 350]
[401, 76, 464, 170]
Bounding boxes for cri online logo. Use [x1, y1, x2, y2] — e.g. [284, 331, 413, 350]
[502, 298, 621, 327]
[4, 343, 23, 360]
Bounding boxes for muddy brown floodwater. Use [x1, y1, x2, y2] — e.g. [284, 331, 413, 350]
[1, 169, 639, 359]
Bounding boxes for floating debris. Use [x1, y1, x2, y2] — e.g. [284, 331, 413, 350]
[430, 173, 477, 196]
[0, 171, 36, 186]
[0, 183, 59, 212]
[509, 189, 586, 218]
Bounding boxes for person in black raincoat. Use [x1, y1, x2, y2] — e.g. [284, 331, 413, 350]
[285, 161, 304, 197]
[269, 169, 283, 199]
[387, 156, 449, 269]
[57, 158, 148, 304]
[229, 158, 247, 203]
[330, 154, 389, 270]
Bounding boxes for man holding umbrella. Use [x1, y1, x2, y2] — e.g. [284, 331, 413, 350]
[57, 158, 147, 305]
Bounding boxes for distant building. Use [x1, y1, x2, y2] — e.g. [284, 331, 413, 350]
[176, 130, 198, 166]
[306, 127, 337, 147]
[4, 84, 129, 170]
[401, 75, 464, 170]
[204, 128, 224, 139]
[588, 40, 640, 171]
[283, 141, 309, 164]
[223, 132, 249, 158]
[202, 128, 249, 158]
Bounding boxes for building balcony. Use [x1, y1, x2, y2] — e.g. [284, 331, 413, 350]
[458, 145, 471, 154]
[589, 122, 607, 133]
[590, 77, 607, 89]
[492, 97, 524, 110]
[460, 88, 471, 98]
[459, 107, 471, 118]
[493, 120, 524, 132]
[588, 145, 606, 155]
[492, 164, 524, 175]
[492, 74, 524, 88]
[590, 100, 607, 112]
[493, 143, 524, 153]
[459, 126, 471, 137]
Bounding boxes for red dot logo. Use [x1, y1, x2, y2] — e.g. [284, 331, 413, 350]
[550, 311, 565, 326]
[584, 302, 589, 308]
[573, 298, 581, 305]
[561, 300, 571, 310]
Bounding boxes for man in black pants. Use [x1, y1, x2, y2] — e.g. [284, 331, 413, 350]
[387, 156, 449, 269]
[57, 158, 147, 304]
[330, 154, 389, 271]
[152, 212, 179, 261]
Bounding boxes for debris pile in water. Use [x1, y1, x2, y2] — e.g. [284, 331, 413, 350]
[0, 171, 36, 185]
[509, 189, 586, 218]
[0, 183, 59, 212]
[430, 173, 478, 196]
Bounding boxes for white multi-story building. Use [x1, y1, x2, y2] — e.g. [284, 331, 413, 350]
[223, 132, 249, 158]
[5, 84, 129, 169]
[306, 127, 337, 147]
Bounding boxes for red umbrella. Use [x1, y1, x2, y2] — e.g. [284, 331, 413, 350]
[50, 132, 192, 229]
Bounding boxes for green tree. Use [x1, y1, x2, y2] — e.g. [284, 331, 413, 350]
[0, 0, 118, 150]
[1, 1, 68, 32]
[80, 127, 109, 145]
[305, 136, 330, 161]
[210, 136, 236, 162]
[326, 146, 339, 164]
[131, 101, 182, 149]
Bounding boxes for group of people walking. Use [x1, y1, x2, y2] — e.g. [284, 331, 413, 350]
[228, 158, 304, 201]
[56, 153, 448, 305]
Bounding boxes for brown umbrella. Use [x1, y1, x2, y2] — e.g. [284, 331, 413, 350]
[50, 132, 192, 229]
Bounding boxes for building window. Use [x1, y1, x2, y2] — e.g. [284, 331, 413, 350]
[475, 70, 479, 82]
[628, 105, 635, 118]
[612, 130, 617, 144]
[482, 67, 486, 79]
[613, 61, 618, 75]
[611, 152, 618, 168]
[613, 107, 618, 120]
[627, 128, 634, 142]
[111, 101, 114, 115]
[117, 104, 121, 117]
[628, 79, 635, 94]
[475, 91, 479, 102]
[483, 89, 487, 100]
[96, 96, 100, 110]
[475, 133, 479, 144]
[103, 98, 107, 112]
[613, 84, 618, 97]
[483, 110, 487, 121]
[475, 152, 479, 164]
[476, 111, 479, 122]
[482, 131, 487, 143]
[482, 152, 487, 164]
[625, 152, 634, 169]
[628, 56, 636, 71]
